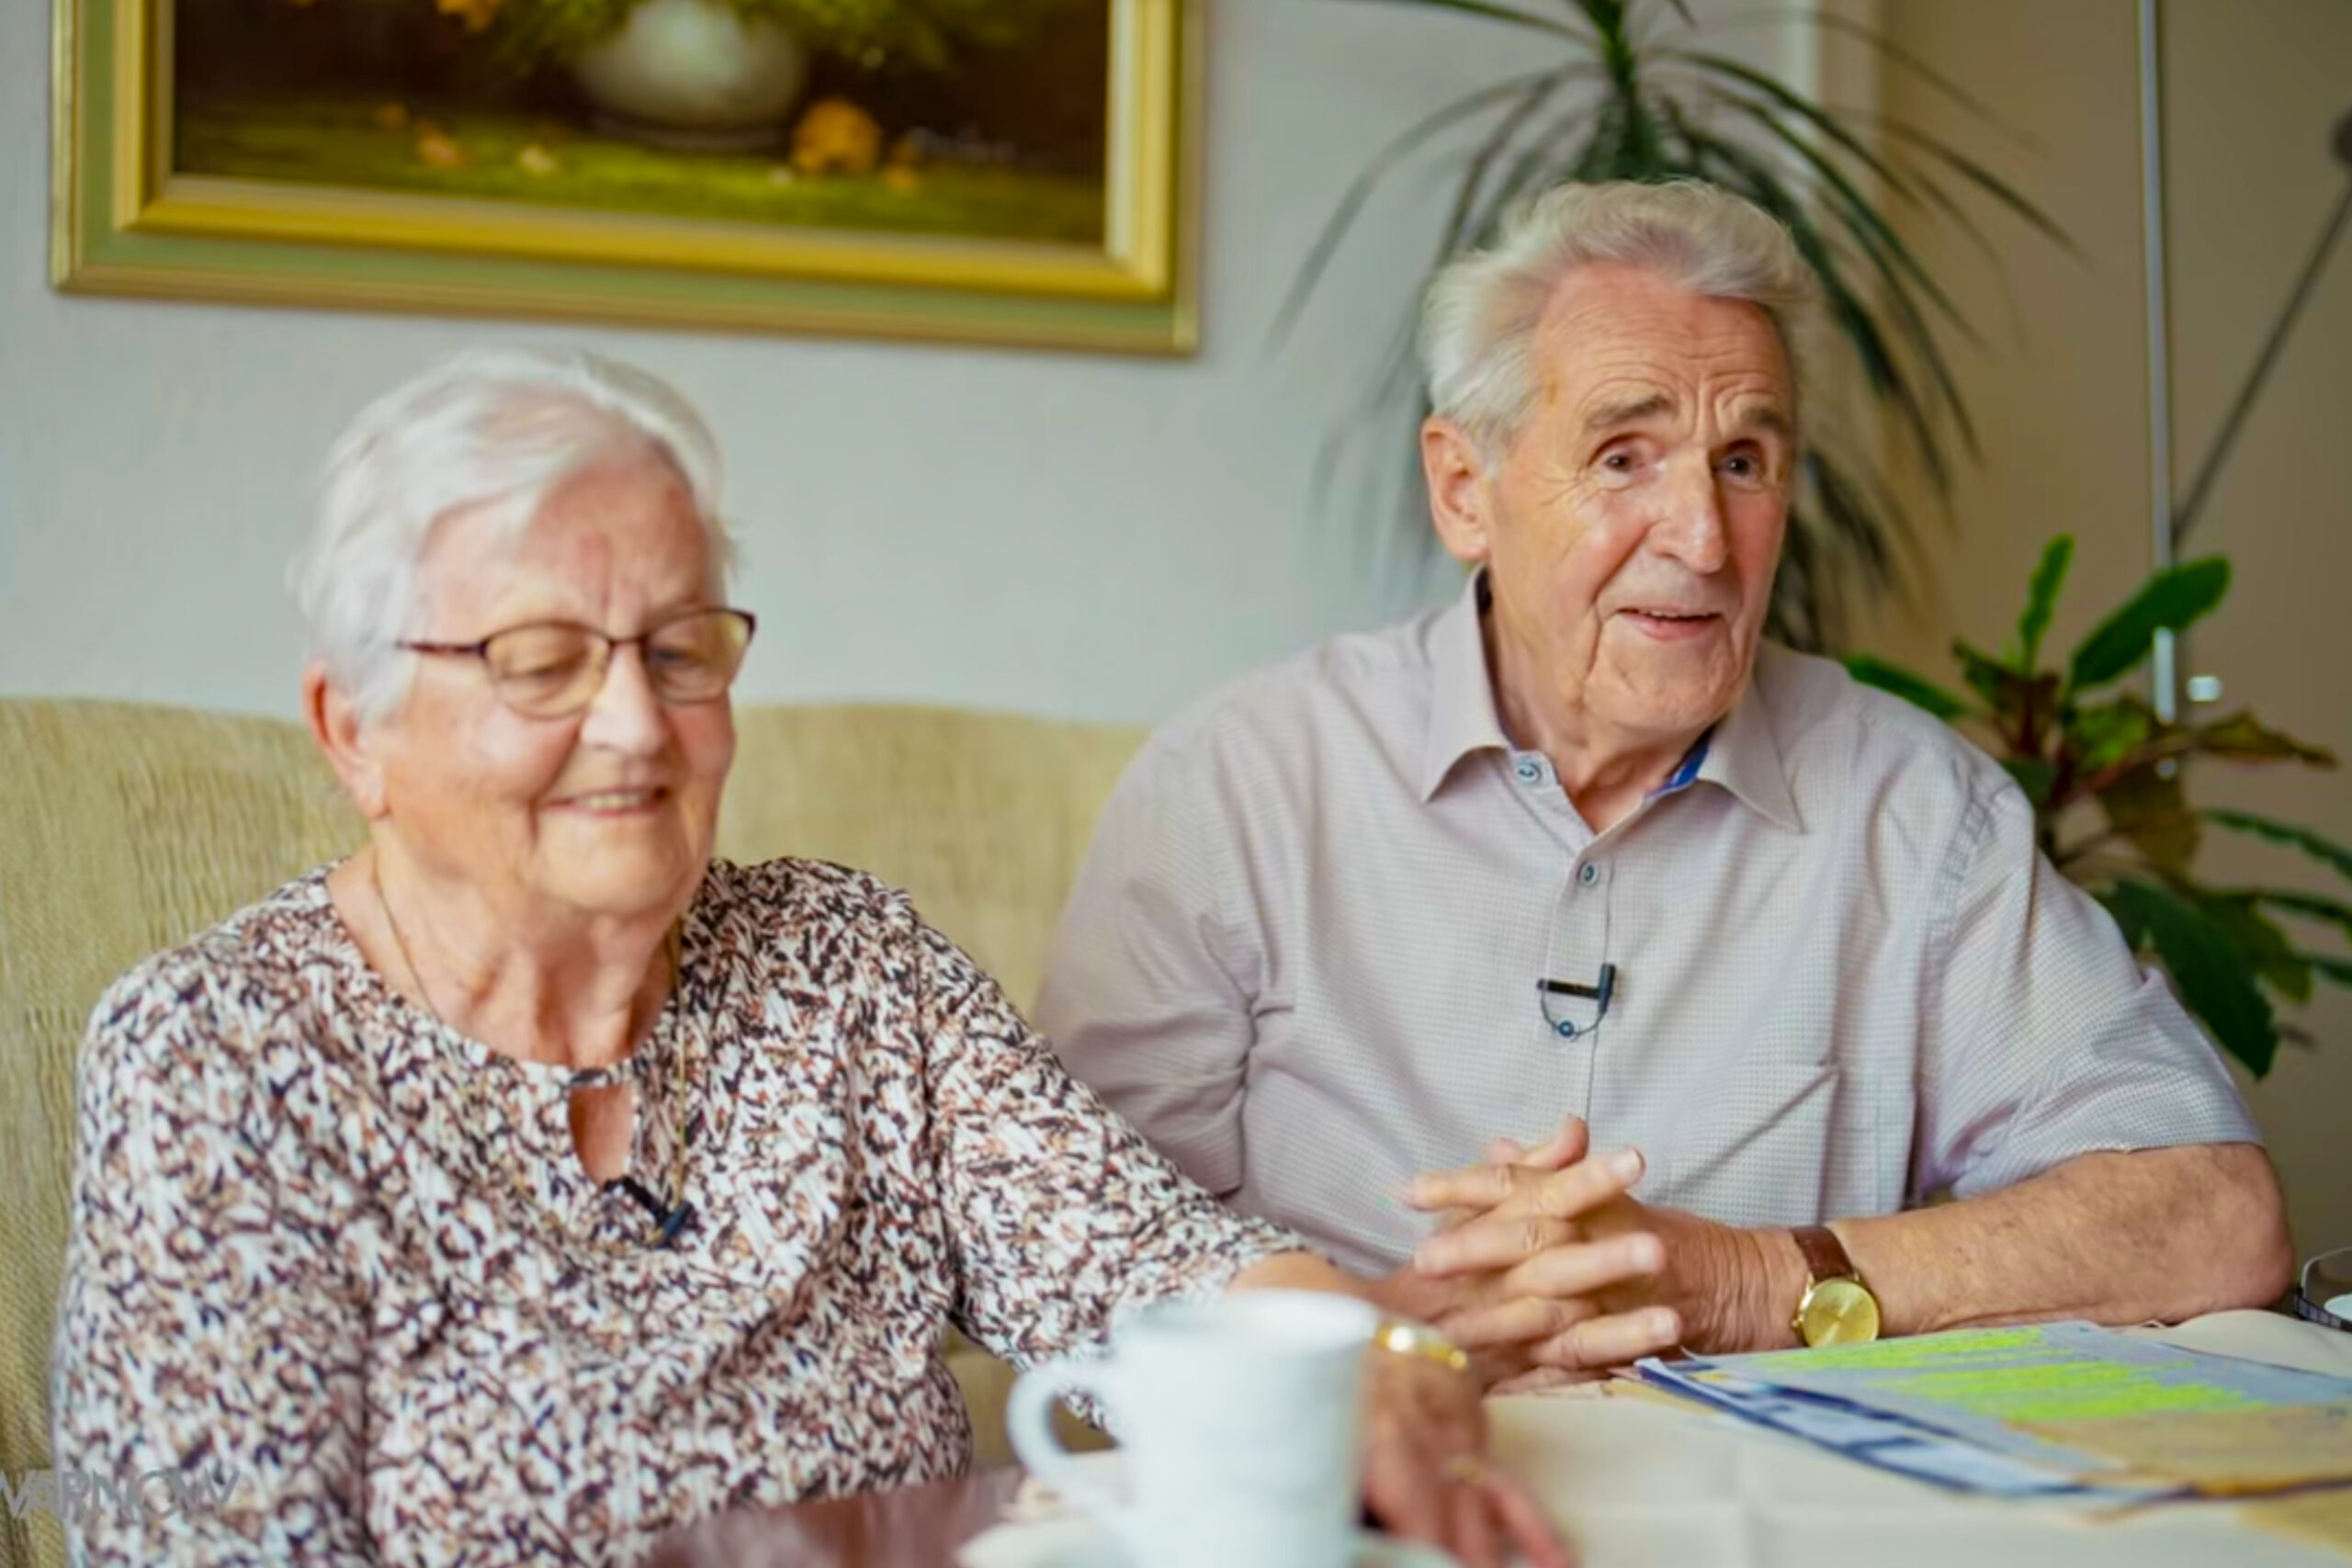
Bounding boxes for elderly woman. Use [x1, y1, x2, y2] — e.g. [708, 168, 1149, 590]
[52, 350, 1566, 1568]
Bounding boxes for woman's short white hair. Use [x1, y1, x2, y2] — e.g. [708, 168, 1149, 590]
[289, 347, 734, 721]
[1422, 179, 1813, 458]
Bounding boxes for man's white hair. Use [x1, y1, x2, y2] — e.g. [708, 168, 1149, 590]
[1421, 179, 1813, 458]
[288, 347, 735, 722]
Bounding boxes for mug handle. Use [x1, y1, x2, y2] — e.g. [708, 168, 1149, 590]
[1006, 1359, 1136, 1540]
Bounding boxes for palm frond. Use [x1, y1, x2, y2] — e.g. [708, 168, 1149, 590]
[1868, 121, 2080, 256]
[1342, 0, 1594, 42]
[1435, 69, 1591, 265]
[1268, 69, 1570, 348]
[1703, 7, 2035, 145]
[1678, 124, 1956, 492]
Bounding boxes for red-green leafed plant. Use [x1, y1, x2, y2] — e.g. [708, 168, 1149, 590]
[1847, 536, 2351, 1077]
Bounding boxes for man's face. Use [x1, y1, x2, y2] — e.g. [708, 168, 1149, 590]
[1433, 263, 1795, 747]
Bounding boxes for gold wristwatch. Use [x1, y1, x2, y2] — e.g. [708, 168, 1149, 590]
[1791, 1224, 1881, 1348]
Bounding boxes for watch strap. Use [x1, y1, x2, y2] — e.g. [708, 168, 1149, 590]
[1793, 1224, 1859, 1286]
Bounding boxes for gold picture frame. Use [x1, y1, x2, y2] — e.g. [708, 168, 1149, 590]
[51, 0, 1202, 354]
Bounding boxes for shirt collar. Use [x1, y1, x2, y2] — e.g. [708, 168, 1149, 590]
[1418, 571, 1512, 801]
[1418, 571, 1804, 832]
[1688, 652, 1804, 831]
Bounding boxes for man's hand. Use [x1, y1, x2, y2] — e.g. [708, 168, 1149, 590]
[1400, 1118, 1801, 1375]
[1374, 1109, 1683, 1382]
[1359, 1347, 1574, 1568]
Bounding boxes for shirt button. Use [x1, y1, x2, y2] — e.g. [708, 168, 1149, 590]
[1578, 862, 1600, 887]
[1514, 759, 1543, 784]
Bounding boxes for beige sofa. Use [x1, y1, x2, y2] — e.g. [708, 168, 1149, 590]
[0, 696, 1143, 1568]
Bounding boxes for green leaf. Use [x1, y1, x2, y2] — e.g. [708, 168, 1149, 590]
[1843, 655, 1972, 719]
[2304, 952, 2352, 988]
[2002, 757, 2056, 807]
[1952, 639, 2018, 713]
[2064, 558, 2232, 693]
[2100, 879, 2279, 1077]
[2099, 763, 2200, 874]
[2207, 809, 2352, 883]
[2188, 712, 2337, 766]
[2013, 535, 2074, 672]
[2254, 889, 2352, 949]
[2066, 697, 2155, 775]
[2183, 889, 2311, 1005]
[1951, 638, 2058, 745]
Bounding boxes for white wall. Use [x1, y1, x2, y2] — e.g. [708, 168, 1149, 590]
[2, 1, 1685, 723]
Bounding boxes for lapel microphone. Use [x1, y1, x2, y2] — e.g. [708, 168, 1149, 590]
[1537, 963, 1617, 1040]
[606, 1176, 696, 1249]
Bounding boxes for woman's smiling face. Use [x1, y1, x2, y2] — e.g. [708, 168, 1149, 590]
[368, 448, 737, 925]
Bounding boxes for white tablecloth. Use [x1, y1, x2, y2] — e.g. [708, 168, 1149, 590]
[1489, 1311, 2352, 1568]
[965, 1312, 2352, 1567]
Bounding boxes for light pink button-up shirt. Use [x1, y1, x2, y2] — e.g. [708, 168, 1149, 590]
[1038, 575, 2259, 1277]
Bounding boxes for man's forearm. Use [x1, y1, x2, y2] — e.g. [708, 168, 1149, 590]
[1731, 1143, 2293, 1348]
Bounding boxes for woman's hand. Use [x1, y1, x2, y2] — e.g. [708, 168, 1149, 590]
[1360, 1349, 1574, 1568]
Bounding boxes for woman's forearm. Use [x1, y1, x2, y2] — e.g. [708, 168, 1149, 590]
[1230, 1250, 1377, 1301]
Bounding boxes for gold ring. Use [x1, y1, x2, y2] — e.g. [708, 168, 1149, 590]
[1374, 1319, 1473, 1376]
[1442, 1454, 1490, 1486]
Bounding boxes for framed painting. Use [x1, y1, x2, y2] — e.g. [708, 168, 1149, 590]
[51, 0, 1200, 353]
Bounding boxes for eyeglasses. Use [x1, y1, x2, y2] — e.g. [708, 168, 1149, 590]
[399, 607, 757, 719]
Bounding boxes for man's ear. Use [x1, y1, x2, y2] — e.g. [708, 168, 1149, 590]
[1422, 416, 1496, 568]
[304, 664, 390, 822]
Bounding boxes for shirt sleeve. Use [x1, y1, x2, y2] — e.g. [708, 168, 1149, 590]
[909, 906, 1302, 1371]
[53, 966, 369, 1567]
[1912, 773, 2264, 1202]
[1033, 728, 1264, 1199]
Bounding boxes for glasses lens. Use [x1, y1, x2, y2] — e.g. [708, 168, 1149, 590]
[484, 625, 603, 716]
[645, 610, 752, 703]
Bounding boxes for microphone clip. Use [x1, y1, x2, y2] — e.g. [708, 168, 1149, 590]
[1536, 963, 1617, 1040]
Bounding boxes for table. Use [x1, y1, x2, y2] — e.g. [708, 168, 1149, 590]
[646, 1312, 2352, 1567]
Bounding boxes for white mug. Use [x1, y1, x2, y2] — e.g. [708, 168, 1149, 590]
[1007, 1289, 1381, 1568]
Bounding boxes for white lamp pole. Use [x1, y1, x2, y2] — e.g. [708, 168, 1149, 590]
[2135, 0, 2178, 723]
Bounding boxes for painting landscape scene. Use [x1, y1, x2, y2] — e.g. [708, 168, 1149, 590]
[171, 0, 1114, 246]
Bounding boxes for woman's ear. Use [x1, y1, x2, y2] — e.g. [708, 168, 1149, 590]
[1422, 416, 1496, 568]
[304, 664, 390, 822]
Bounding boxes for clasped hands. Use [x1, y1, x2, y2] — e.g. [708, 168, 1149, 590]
[1383, 1115, 1784, 1389]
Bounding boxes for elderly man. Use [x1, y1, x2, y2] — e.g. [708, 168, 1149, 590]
[1037, 181, 2291, 1376]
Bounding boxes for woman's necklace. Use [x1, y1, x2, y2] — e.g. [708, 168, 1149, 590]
[368, 856, 699, 1252]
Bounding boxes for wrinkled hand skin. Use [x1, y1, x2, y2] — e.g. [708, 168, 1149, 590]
[1227, 1253, 1576, 1566]
[1358, 1348, 1576, 1568]
[1385, 1117, 1796, 1388]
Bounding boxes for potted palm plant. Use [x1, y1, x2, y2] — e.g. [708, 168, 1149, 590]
[1282, 0, 2072, 650]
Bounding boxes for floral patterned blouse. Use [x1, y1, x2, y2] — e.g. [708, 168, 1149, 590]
[54, 858, 1297, 1566]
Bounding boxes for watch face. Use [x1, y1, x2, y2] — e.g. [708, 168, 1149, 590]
[1799, 1278, 1882, 1347]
